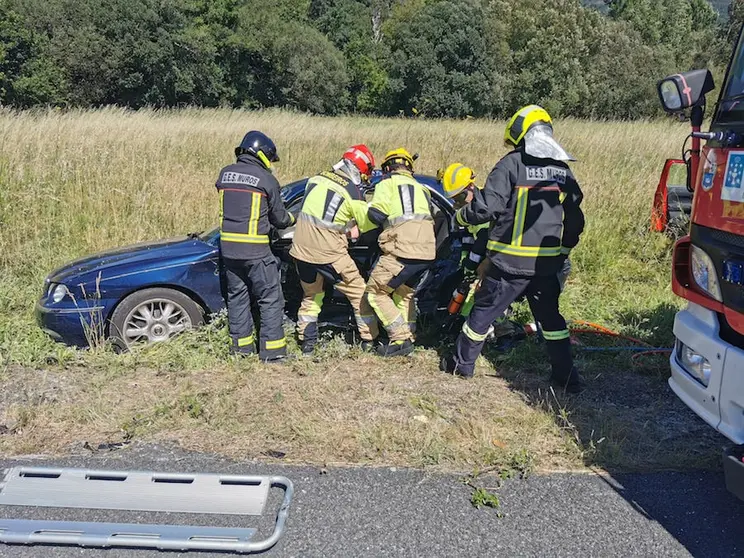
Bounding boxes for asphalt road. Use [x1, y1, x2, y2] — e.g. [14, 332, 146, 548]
[1, 444, 743, 558]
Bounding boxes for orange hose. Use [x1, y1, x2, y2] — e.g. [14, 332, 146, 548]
[569, 328, 654, 348]
[570, 320, 618, 336]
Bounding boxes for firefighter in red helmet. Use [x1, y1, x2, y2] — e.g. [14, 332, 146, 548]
[290, 145, 380, 353]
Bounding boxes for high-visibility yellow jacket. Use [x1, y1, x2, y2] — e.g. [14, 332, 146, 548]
[367, 170, 436, 261]
[290, 170, 375, 265]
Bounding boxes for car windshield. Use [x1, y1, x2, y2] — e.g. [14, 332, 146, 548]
[716, 31, 744, 124]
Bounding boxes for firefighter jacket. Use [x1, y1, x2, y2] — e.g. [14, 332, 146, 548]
[367, 170, 436, 261]
[455, 149, 584, 277]
[461, 223, 489, 273]
[216, 154, 295, 260]
[289, 170, 375, 265]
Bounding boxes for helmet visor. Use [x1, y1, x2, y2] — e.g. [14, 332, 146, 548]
[523, 125, 575, 162]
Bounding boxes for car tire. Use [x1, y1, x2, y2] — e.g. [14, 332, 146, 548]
[109, 288, 204, 351]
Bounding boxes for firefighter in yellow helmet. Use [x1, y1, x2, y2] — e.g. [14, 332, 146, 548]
[360, 148, 436, 357]
[438, 163, 489, 285]
[440, 105, 586, 393]
[289, 145, 379, 354]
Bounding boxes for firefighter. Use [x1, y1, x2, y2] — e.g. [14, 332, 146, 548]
[440, 106, 586, 393]
[289, 145, 379, 354]
[440, 163, 573, 339]
[361, 148, 436, 357]
[438, 163, 489, 317]
[216, 131, 296, 361]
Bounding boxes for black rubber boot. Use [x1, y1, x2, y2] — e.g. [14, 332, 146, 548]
[439, 354, 474, 379]
[550, 366, 586, 394]
[264, 352, 298, 364]
[301, 338, 317, 355]
[545, 338, 584, 392]
[360, 340, 376, 352]
[376, 339, 414, 357]
[230, 344, 256, 356]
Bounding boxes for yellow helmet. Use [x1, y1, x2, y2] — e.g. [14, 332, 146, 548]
[438, 163, 475, 198]
[504, 105, 552, 147]
[381, 148, 416, 173]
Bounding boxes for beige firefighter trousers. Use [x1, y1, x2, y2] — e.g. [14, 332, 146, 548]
[297, 253, 379, 342]
[360, 254, 419, 343]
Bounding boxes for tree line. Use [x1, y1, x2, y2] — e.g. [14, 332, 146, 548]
[0, 0, 741, 119]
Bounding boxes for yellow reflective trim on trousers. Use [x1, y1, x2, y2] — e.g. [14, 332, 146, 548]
[265, 337, 287, 350]
[366, 294, 390, 326]
[238, 335, 255, 347]
[392, 293, 408, 316]
[221, 231, 269, 244]
[302, 292, 325, 317]
[487, 241, 561, 257]
[249, 192, 261, 236]
[511, 187, 529, 247]
[366, 293, 405, 328]
[542, 329, 570, 341]
[462, 321, 488, 342]
[560, 246, 572, 255]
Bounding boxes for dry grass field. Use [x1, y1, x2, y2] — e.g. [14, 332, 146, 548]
[0, 108, 724, 475]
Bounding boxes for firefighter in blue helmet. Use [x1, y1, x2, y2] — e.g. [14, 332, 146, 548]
[440, 106, 586, 393]
[216, 131, 295, 361]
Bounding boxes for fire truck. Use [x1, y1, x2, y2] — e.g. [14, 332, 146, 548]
[656, 37, 744, 499]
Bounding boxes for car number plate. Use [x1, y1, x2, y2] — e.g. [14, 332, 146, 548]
[723, 260, 744, 285]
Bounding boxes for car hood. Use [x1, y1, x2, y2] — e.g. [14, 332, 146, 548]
[47, 236, 216, 285]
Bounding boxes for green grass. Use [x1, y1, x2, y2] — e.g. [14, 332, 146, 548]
[0, 108, 725, 473]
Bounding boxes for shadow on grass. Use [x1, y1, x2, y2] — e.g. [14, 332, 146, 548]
[422, 300, 727, 472]
[421, 301, 744, 555]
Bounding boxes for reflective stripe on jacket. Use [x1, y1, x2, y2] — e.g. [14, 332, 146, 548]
[461, 222, 489, 272]
[289, 171, 376, 265]
[367, 171, 436, 261]
[455, 150, 584, 276]
[216, 154, 295, 260]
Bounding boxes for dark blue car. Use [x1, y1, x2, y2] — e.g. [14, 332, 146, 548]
[36, 173, 464, 348]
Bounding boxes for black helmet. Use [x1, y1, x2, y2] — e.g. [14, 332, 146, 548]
[235, 131, 280, 167]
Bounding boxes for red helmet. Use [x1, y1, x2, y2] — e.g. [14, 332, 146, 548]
[342, 144, 375, 177]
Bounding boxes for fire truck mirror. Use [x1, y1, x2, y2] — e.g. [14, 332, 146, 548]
[659, 80, 683, 112]
[657, 69, 715, 114]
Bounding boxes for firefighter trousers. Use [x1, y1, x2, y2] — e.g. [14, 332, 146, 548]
[295, 254, 379, 343]
[361, 254, 431, 343]
[452, 266, 573, 378]
[223, 255, 287, 360]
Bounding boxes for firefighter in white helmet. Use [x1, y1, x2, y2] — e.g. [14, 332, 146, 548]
[290, 145, 379, 354]
[440, 105, 586, 393]
[439, 162, 573, 339]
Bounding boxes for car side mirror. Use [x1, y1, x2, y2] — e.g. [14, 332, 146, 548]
[657, 69, 715, 113]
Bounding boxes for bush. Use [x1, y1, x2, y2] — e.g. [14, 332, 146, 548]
[0, 0, 730, 118]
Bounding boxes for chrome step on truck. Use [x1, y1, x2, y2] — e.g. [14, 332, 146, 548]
[0, 466, 293, 553]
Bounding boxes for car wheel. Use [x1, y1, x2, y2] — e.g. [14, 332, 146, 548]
[109, 288, 204, 349]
